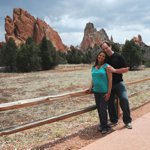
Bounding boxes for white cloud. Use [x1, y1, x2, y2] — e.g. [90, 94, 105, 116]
[60, 32, 83, 46]
[104, 0, 119, 4]
[44, 15, 98, 32]
[107, 26, 150, 46]
[0, 0, 150, 46]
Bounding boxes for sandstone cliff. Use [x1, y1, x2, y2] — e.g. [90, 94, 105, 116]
[132, 34, 150, 62]
[80, 22, 109, 50]
[5, 8, 67, 51]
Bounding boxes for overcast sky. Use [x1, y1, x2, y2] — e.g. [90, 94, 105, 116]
[0, 0, 150, 46]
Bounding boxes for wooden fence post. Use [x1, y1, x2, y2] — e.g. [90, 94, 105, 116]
[116, 97, 121, 118]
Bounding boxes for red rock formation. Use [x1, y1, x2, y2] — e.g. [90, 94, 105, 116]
[5, 8, 67, 51]
[132, 34, 144, 47]
[80, 22, 109, 50]
[34, 18, 66, 51]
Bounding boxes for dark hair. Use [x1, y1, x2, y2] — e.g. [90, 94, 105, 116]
[101, 40, 111, 48]
[93, 51, 107, 67]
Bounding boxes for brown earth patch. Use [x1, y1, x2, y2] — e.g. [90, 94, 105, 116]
[35, 101, 150, 150]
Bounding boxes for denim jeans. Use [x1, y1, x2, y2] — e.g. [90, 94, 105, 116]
[108, 81, 132, 124]
[94, 92, 108, 129]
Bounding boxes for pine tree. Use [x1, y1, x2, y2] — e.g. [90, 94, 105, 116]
[122, 40, 143, 70]
[16, 37, 41, 72]
[1, 38, 18, 72]
[40, 37, 57, 70]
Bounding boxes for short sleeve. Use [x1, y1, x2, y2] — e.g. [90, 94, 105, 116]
[91, 66, 94, 72]
[103, 63, 109, 69]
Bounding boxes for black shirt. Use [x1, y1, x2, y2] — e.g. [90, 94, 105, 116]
[107, 52, 127, 85]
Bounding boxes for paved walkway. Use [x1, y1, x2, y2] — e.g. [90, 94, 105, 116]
[80, 112, 150, 150]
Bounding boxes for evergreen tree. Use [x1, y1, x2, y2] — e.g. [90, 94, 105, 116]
[1, 38, 18, 72]
[88, 47, 101, 62]
[16, 37, 41, 72]
[66, 46, 83, 64]
[111, 42, 120, 52]
[0, 43, 5, 66]
[56, 51, 67, 64]
[82, 49, 92, 64]
[122, 40, 143, 70]
[40, 37, 57, 70]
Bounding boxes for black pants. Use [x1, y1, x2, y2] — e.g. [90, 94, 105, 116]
[94, 92, 108, 129]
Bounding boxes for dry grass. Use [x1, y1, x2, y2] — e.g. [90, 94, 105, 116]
[0, 65, 150, 150]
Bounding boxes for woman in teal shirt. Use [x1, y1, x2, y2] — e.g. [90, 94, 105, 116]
[88, 51, 112, 134]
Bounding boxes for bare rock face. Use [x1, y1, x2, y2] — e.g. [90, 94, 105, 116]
[5, 16, 14, 35]
[80, 22, 109, 49]
[34, 18, 67, 51]
[5, 8, 67, 51]
[132, 34, 150, 62]
[132, 34, 144, 47]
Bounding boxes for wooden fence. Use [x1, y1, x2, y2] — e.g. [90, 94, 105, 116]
[0, 77, 150, 136]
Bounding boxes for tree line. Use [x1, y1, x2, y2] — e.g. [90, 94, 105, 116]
[0, 37, 94, 72]
[0, 37, 146, 72]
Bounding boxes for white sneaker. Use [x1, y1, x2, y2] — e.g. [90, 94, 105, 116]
[126, 123, 132, 129]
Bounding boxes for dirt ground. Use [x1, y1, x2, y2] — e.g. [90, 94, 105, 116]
[0, 65, 150, 150]
[33, 102, 150, 150]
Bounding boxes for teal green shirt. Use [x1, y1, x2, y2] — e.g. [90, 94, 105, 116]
[92, 63, 109, 93]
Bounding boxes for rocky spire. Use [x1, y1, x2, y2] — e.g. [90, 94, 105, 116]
[5, 8, 67, 51]
[80, 22, 109, 50]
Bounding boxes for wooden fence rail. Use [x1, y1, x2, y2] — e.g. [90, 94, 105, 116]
[0, 77, 150, 136]
[0, 89, 89, 111]
[0, 77, 150, 112]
